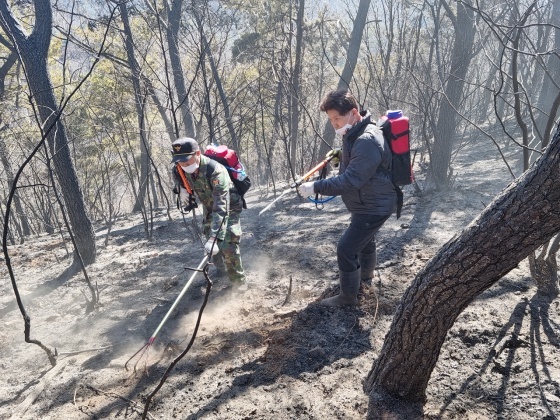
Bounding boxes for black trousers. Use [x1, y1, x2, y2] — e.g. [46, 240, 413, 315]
[337, 213, 390, 273]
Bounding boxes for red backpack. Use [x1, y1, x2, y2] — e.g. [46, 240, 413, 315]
[203, 145, 252, 207]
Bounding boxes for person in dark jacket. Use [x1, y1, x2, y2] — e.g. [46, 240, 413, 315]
[298, 89, 396, 306]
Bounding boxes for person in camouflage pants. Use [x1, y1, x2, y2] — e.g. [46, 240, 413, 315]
[171, 137, 246, 285]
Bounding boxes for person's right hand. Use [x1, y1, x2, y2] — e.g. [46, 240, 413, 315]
[179, 187, 190, 205]
[297, 181, 315, 197]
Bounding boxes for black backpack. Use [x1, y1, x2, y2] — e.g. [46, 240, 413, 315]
[376, 110, 413, 187]
[374, 110, 413, 219]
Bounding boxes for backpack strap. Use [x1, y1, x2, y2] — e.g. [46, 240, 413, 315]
[175, 163, 199, 212]
[363, 122, 392, 178]
[394, 185, 403, 219]
[205, 158, 217, 189]
[204, 158, 231, 192]
[205, 158, 246, 209]
[393, 129, 410, 138]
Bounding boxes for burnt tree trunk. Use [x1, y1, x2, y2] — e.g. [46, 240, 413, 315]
[0, 51, 30, 239]
[365, 123, 560, 418]
[165, 0, 196, 137]
[318, 0, 371, 161]
[430, 0, 475, 189]
[0, 0, 96, 265]
[118, 2, 149, 214]
[529, 235, 560, 298]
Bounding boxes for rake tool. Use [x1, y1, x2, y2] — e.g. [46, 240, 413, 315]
[125, 253, 210, 372]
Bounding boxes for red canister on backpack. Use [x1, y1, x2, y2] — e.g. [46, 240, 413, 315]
[205, 144, 244, 180]
[386, 110, 410, 154]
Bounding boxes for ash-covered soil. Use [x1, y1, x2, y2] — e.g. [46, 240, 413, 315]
[1, 138, 559, 419]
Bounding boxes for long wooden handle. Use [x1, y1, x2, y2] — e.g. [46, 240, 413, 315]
[294, 155, 334, 186]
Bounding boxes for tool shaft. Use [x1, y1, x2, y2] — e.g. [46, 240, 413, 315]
[149, 254, 209, 341]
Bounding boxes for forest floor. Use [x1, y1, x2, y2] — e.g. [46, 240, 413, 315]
[1, 137, 559, 420]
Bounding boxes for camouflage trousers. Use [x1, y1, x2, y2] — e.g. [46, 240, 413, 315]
[203, 212, 245, 283]
[212, 241, 245, 283]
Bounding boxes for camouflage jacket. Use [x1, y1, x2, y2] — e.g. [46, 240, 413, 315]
[174, 155, 243, 241]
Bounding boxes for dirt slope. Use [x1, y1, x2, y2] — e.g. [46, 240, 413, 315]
[1, 139, 559, 419]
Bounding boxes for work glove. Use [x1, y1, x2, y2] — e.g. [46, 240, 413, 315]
[204, 237, 220, 256]
[179, 187, 190, 205]
[297, 181, 315, 197]
[326, 148, 342, 167]
[177, 186, 198, 213]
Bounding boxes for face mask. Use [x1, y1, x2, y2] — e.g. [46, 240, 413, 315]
[334, 114, 353, 136]
[181, 162, 198, 174]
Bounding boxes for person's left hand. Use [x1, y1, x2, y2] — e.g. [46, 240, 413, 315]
[298, 181, 315, 197]
[326, 148, 342, 168]
[204, 237, 220, 256]
[326, 147, 341, 160]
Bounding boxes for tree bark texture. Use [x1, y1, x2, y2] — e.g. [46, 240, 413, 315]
[529, 235, 560, 297]
[534, 0, 560, 149]
[430, 1, 475, 188]
[0, 50, 30, 238]
[166, 0, 196, 137]
[0, 137, 30, 239]
[289, 0, 304, 177]
[365, 123, 560, 416]
[198, 27, 239, 150]
[0, 0, 96, 264]
[118, 2, 149, 214]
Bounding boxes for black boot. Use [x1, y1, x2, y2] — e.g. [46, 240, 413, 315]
[320, 269, 360, 307]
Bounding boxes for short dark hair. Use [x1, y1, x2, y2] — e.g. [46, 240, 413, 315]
[320, 89, 359, 114]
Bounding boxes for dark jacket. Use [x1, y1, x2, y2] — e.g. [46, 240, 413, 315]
[314, 113, 397, 216]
